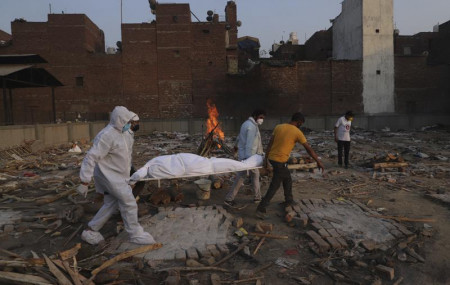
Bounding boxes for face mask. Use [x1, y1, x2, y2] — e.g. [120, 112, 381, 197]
[256, 119, 264, 125]
[131, 124, 140, 132]
[122, 123, 131, 133]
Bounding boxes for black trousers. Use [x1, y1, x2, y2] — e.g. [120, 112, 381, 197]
[257, 160, 293, 212]
[337, 140, 351, 166]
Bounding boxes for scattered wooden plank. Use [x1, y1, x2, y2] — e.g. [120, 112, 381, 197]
[373, 162, 408, 170]
[375, 265, 395, 280]
[52, 259, 89, 285]
[211, 273, 221, 285]
[0, 248, 22, 258]
[288, 162, 317, 170]
[213, 240, 250, 267]
[0, 260, 30, 267]
[59, 243, 81, 261]
[157, 266, 229, 273]
[36, 188, 77, 205]
[248, 232, 288, 239]
[0, 271, 52, 285]
[43, 254, 73, 285]
[253, 232, 268, 256]
[90, 243, 163, 277]
[63, 225, 83, 247]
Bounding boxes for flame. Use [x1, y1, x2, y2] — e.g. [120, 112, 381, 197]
[206, 99, 225, 140]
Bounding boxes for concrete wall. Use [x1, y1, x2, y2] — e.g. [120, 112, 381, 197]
[1, 115, 449, 149]
[332, 0, 363, 60]
[362, 0, 395, 114]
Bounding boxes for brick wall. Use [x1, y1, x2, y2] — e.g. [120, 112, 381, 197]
[305, 29, 333, 61]
[394, 33, 436, 56]
[1, 3, 448, 125]
[395, 56, 450, 114]
[122, 23, 159, 119]
[0, 30, 12, 42]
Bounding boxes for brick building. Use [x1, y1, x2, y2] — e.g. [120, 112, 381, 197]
[0, 1, 239, 124]
[0, 1, 449, 125]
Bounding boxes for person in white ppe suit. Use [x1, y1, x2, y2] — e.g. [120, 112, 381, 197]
[224, 109, 266, 207]
[77, 106, 155, 245]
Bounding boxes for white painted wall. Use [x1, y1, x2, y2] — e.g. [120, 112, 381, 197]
[332, 0, 363, 60]
[362, 0, 395, 114]
[332, 0, 395, 114]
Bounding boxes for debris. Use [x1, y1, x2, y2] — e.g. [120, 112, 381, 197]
[369, 214, 436, 223]
[238, 269, 254, 280]
[157, 266, 229, 273]
[375, 264, 395, 280]
[186, 259, 204, 267]
[415, 152, 429, 158]
[255, 222, 273, 233]
[68, 143, 82, 153]
[0, 271, 52, 285]
[90, 243, 163, 279]
[233, 217, 243, 228]
[253, 232, 268, 256]
[275, 257, 299, 269]
[393, 276, 404, 285]
[210, 273, 221, 285]
[43, 253, 73, 285]
[404, 247, 425, 263]
[249, 232, 288, 239]
[213, 240, 251, 267]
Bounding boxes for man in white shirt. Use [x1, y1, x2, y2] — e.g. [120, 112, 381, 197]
[334, 111, 354, 168]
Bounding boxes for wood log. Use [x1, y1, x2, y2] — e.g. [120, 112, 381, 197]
[90, 243, 163, 277]
[59, 243, 81, 261]
[157, 266, 229, 273]
[149, 189, 171, 205]
[0, 271, 52, 285]
[43, 254, 72, 285]
[0, 260, 30, 267]
[212, 179, 222, 189]
[373, 162, 408, 170]
[249, 232, 289, 239]
[35, 189, 77, 205]
[0, 248, 22, 258]
[213, 240, 250, 267]
[167, 188, 184, 203]
[287, 162, 317, 170]
[52, 259, 89, 285]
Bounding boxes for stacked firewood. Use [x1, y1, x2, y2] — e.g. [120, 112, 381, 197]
[373, 153, 408, 172]
[197, 124, 233, 157]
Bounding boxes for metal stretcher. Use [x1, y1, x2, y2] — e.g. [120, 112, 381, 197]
[134, 166, 263, 188]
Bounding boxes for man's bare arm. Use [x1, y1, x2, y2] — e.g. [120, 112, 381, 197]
[264, 136, 274, 168]
[302, 142, 325, 172]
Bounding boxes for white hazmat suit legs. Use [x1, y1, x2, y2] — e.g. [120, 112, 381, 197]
[79, 106, 155, 245]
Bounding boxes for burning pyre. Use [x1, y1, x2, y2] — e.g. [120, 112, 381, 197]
[197, 100, 233, 157]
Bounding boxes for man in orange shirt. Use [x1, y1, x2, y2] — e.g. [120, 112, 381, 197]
[256, 112, 325, 219]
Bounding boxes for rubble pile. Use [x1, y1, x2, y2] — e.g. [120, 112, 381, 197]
[0, 128, 449, 284]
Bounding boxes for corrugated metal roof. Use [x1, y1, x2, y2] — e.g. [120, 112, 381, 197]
[0, 64, 33, 76]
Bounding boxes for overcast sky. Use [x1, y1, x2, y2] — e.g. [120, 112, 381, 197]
[1, 0, 449, 52]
